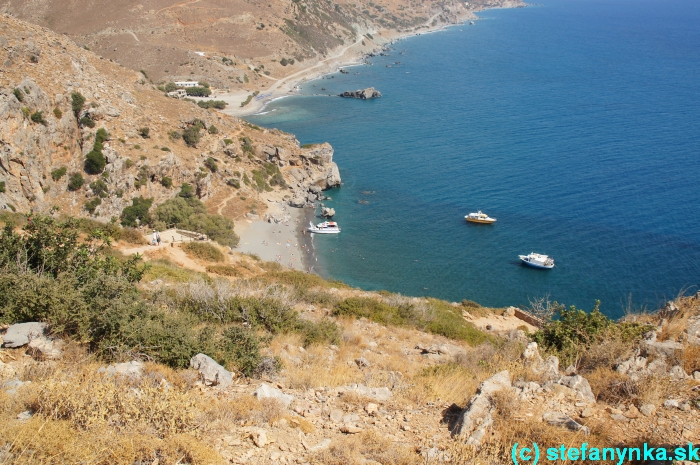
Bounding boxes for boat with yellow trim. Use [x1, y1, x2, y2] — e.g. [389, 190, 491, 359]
[465, 211, 497, 224]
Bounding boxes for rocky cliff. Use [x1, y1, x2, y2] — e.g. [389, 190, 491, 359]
[0, 15, 340, 221]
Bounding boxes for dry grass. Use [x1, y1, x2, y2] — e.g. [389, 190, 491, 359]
[182, 242, 225, 263]
[311, 430, 419, 465]
[32, 369, 198, 435]
[202, 396, 286, 431]
[587, 366, 693, 406]
[205, 264, 242, 277]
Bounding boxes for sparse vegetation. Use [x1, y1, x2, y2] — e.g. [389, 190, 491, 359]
[161, 176, 173, 188]
[182, 125, 201, 147]
[204, 157, 218, 173]
[185, 86, 212, 97]
[84, 128, 108, 174]
[30, 110, 47, 125]
[51, 167, 67, 181]
[53, 107, 62, 118]
[138, 127, 150, 138]
[182, 242, 225, 262]
[197, 100, 227, 110]
[120, 196, 153, 227]
[13, 87, 24, 102]
[67, 172, 85, 191]
[154, 196, 239, 247]
[71, 91, 85, 117]
[0, 181, 5, 193]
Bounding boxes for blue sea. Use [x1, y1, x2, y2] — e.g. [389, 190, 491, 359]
[247, 0, 700, 318]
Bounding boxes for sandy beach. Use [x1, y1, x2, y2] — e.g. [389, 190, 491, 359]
[234, 206, 318, 272]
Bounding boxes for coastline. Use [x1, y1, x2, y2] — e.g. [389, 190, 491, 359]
[218, 7, 499, 118]
[229, 1, 526, 278]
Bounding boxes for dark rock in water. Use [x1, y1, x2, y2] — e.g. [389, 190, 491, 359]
[340, 68, 349, 74]
[339, 87, 382, 100]
[321, 87, 326, 91]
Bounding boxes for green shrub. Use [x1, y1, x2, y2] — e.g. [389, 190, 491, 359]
[223, 138, 233, 145]
[89, 179, 109, 198]
[13, 88, 24, 102]
[219, 326, 265, 377]
[182, 125, 201, 147]
[84, 197, 102, 214]
[164, 82, 178, 92]
[208, 125, 218, 135]
[124, 158, 134, 169]
[31, 111, 47, 125]
[182, 242, 225, 262]
[120, 196, 153, 227]
[240, 95, 253, 107]
[204, 157, 218, 173]
[197, 100, 227, 110]
[169, 130, 182, 140]
[134, 165, 150, 188]
[85, 149, 105, 174]
[178, 182, 195, 199]
[67, 173, 85, 191]
[0, 181, 5, 193]
[185, 86, 212, 97]
[240, 136, 254, 154]
[531, 301, 652, 365]
[79, 116, 96, 128]
[53, 108, 63, 119]
[138, 127, 150, 138]
[226, 178, 240, 189]
[161, 176, 173, 188]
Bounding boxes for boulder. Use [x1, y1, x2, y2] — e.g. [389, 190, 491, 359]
[340, 425, 363, 434]
[251, 429, 268, 448]
[669, 365, 689, 380]
[456, 370, 511, 446]
[99, 360, 144, 379]
[190, 353, 233, 388]
[685, 316, 700, 345]
[543, 411, 590, 434]
[639, 403, 656, 417]
[2, 322, 47, 348]
[354, 357, 371, 368]
[254, 383, 294, 407]
[28, 337, 63, 360]
[289, 196, 307, 208]
[339, 87, 382, 99]
[321, 207, 336, 218]
[558, 375, 596, 404]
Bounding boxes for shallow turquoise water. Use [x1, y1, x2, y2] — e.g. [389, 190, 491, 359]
[248, 0, 700, 317]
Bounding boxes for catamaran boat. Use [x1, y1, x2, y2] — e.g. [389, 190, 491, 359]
[519, 253, 555, 269]
[465, 211, 497, 224]
[306, 221, 341, 234]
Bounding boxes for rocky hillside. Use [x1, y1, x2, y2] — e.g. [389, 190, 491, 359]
[0, 215, 698, 464]
[0, 14, 339, 221]
[0, 0, 525, 91]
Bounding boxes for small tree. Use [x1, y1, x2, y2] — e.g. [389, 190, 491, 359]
[30, 111, 47, 125]
[204, 157, 218, 173]
[182, 126, 201, 147]
[67, 173, 85, 191]
[138, 127, 150, 138]
[51, 167, 67, 181]
[120, 196, 154, 227]
[71, 92, 85, 117]
[160, 176, 173, 188]
[164, 82, 178, 93]
[178, 183, 195, 199]
[13, 88, 24, 102]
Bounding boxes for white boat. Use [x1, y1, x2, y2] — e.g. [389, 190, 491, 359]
[306, 221, 341, 234]
[465, 211, 497, 224]
[519, 253, 555, 269]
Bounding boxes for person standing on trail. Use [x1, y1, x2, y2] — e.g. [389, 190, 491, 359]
[152, 230, 157, 246]
[156, 232, 161, 246]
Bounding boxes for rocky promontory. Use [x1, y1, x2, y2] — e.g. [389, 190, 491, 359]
[339, 87, 382, 100]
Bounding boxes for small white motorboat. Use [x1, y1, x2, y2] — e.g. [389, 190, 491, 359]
[519, 253, 555, 269]
[465, 211, 497, 224]
[306, 221, 341, 234]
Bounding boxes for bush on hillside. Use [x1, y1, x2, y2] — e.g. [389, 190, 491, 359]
[67, 173, 85, 191]
[182, 125, 201, 147]
[51, 166, 67, 181]
[71, 91, 85, 117]
[531, 301, 652, 365]
[182, 242, 225, 263]
[120, 196, 153, 227]
[84, 128, 109, 174]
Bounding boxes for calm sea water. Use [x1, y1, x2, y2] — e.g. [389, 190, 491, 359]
[247, 0, 700, 318]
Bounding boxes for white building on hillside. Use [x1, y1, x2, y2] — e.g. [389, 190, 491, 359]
[175, 81, 199, 88]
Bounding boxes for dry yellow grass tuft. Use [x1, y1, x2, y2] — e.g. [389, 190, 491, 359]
[312, 430, 419, 465]
[33, 370, 198, 435]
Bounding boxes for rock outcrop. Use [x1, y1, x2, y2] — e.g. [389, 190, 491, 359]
[2, 322, 47, 348]
[190, 353, 233, 388]
[455, 370, 511, 446]
[339, 87, 382, 100]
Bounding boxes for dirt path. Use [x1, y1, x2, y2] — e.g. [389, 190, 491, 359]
[156, 0, 201, 16]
